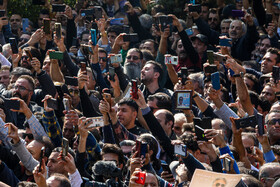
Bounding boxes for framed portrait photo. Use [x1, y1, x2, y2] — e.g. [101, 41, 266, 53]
[175, 90, 193, 110]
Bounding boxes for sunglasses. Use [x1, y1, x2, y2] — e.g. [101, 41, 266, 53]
[69, 89, 79, 95]
[126, 56, 139, 60]
[267, 119, 280, 126]
[23, 133, 34, 140]
[99, 57, 107, 61]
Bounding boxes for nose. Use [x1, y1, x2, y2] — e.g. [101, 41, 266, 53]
[47, 161, 51, 167]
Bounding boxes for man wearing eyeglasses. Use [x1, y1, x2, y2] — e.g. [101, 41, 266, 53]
[124, 48, 143, 80]
[208, 8, 219, 31]
[259, 163, 280, 187]
[265, 110, 280, 146]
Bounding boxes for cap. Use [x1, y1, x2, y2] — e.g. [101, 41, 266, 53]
[191, 34, 208, 45]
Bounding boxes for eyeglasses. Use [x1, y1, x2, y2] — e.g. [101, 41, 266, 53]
[263, 176, 280, 182]
[23, 133, 34, 140]
[215, 183, 225, 187]
[267, 119, 280, 126]
[10, 19, 20, 22]
[14, 85, 31, 92]
[126, 56, 139, 60]
[69, 89, 79, 95]
[99, 57, 107, 62]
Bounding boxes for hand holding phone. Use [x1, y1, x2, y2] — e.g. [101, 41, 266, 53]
[131, 79, 138, 99]
[62, 138, 69, 160]
[135, 172, 146, 185]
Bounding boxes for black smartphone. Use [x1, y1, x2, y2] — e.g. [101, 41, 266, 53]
[140, 142, 148, 158]
[258, 123, 264, 136]
[32, 0, 45, 5]
[93, 6, 102, 20]
[26, 49, 33, 60]
[72, 37, 78, 47]
[123, 25, 130, 34]
[207, 50, 214, 64]
[273, 66, 280, 84]
[55, 85, 64, 99]
[62, 138, 69, 160]
[38, 147, 45, 172]
[180, 67, 188, 85]
[135, 140, 141, 157]
[188, 4, 201, 13]
[81, 9, 94, 16]
[158, 15, 173, 31]
[52, 4, 66, 12]
[193, 117, 212, 129]
[9, 38, 18, 54]
[47, 98, 58, 110]
[43, 18, 51, 35]
[266, 13, 273, 28]
[4, 99, 20, 110]
[234, 116, 257, 129]
[123, 33, 139, 42]
[55, 23, 62, 40]
[0, 10, 5, 17]
[109, 67, 115, 81]
[161, 163, 172, 174]
[65, 76, 78, 86]
[204, 65, 217, 74]
[0, 0, 2, 5]
[195, 125, 208, 141]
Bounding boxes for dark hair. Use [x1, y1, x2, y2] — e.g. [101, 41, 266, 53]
[147, 92, 172, 110]
[101, 143, 125, 166]
[11, 67, 32, 77]
[164, 110, 174, 126]
[23, 46, 41, 62]
[142, 39, 159, 53]
[145, 61, 163, 82]
[242, 60, 260, 71]
[245, 74, 259, 92]
[129, 48, 143, 60]
[267, 47, 280, 64]
[17, 181, 38, 187]
[151, 4, 165, 14]
[259, 97, 271, 112]
[141, 50, 155, 62]
[179, 133, 199, 152]
[249, 91, 259, 109]
[50, 173, 71, 187]
[98, 48, 107, 56]
[35, 136, 54, 157]
[80, 30, 90, 40]
[107, 25, 123, 36]
[18, 75, 35, 91]
[118, 98, 139, 112]
[52, 147, 76, 159]
[40, 9, 50, 15]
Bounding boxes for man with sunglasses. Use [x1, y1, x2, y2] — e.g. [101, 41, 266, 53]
[265, 110, 280, 145]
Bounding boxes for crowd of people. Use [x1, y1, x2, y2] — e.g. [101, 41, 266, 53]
[0, 0, 280, 186]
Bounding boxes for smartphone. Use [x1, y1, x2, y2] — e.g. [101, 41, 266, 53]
[164, 55, 178, 65]
[7, 123, 11, 134]
[81, 9, 94, 16]
[55, 23, 62, 40]
[123, 33, 139, 42]
[103, 93, 112, 106]
[4, 99, 20, 110]
[72, 37, 78, 47]
[93, 6, 102, 20]
[110, 18, 124, 25]
[9, 38, 18, 54]
[80, 62, 87, 74]
[211, 72, 221, 90]
[62, 138, 69, 159]
[0, 10, 5, 18]
[65, 76, 78, 86]
[52, 4, 66, 12]
[55, 85, 64, 99]
[266, 14, 273, 27]
[109, 67, 115, 81]
[90, 29, 97, 46]
[49, 51, 63, 60]
[161, 163, 172, 174]
[38, 147, 45, 172]
[180, 67, 188, 85]
[214, 53, 227, 63]
[245, 147, 252, 154]
[174, 144, 187, 157]
[219, 38, 232, 47]
[188, 4, 201, 13]
[32, 0, 45, 5]
[135, 172, 146, 185]
[22, 18, 29, 33]
[193, 117, 212, 129]
[232, 10, 245, 17]
[207, 50, 214, 64]
[195, 125, 207, 141]
[87, 117, 104, 128]
[258, 123, 264, 136]
[135, 140, 141, 157]
[26, 49, 33, 61]
[110, 54, 122, 64]
[273, 66, 280, 83]
[63, 98, 70, 111]
[140, 142, 148, 158]
[204, 65, 217, 74]
[223, 157, 231, 172]
[185, 28, 193, 36]
[47, 98, 58, 110]
[43, 18, 51, 35]
[234, 116, 257, 129]
[159, 15, 173, 31]
[131, 79, 138, 99]
[123, 25, 130, 34]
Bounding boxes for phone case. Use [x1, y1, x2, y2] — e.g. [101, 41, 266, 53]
[43, 18, 50, 35]
[110, 18, 124, 25]
[234, 116, 257, 129]
[207, 50, 214, 64]
[47, 99, 58, 110]
[135, 172, 146, 185]
[91, 29, 97, 46]
[219, 38, 232, 47]
[9, 38, 18, 54]
[174, 144, 187, 157]
[211, 72, 220, 90]
[62, 138, 69, 158]
[49, 51, 64, 60]
[63, 98, 70, 111]
[140, 143, 147, 158]
[65, 76, 78, 86]
[55, 23, 62, 39]
[185, 28, 194, 36]
[131, 79, 138, 99]
[109, 67, 115, 81]
[22, 18, 29, 33]
[195, 125, 207, 141]
[4, 99, 20, 110]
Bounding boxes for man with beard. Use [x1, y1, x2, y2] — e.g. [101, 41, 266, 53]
[10, 14, 22, 37]
[208, 8, 220, 31]
[140, 60, 173, 100]
[124, 48, 143, 80]
[253, 36, 278, 63]
[20, 47, 42, 72]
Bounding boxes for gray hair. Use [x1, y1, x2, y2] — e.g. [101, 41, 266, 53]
[230, 20, 247, 35]
[139, 14, 153, 31]
[188, 72, 204, 90]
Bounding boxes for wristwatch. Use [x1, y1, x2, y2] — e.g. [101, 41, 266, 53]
[233, 72, 244, 78]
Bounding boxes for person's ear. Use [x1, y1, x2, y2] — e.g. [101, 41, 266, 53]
[154, 72, 160, 79]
